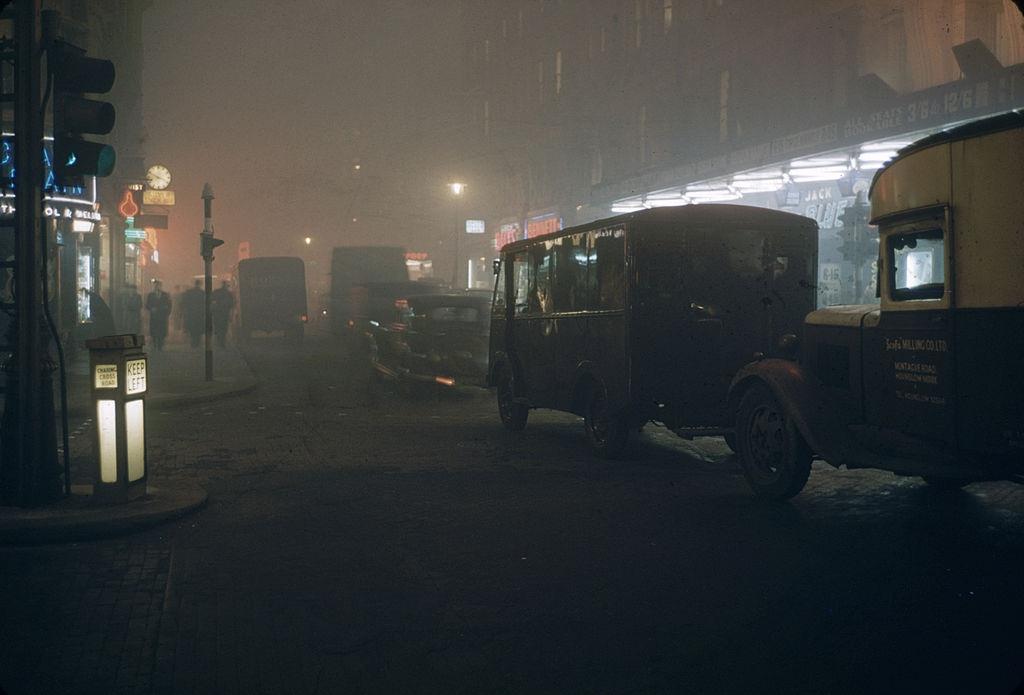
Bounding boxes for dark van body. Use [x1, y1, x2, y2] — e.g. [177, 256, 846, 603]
[329, 246, 408, 335]
[237, 257, 308, 340]
[488, 205, 817, 455]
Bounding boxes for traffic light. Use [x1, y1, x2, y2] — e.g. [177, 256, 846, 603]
[200, 234, 225, 260]
[49, 40, 116, 181]
[837, 193, 873, 262]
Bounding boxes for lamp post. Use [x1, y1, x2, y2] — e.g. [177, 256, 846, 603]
[448, 182, 466, 289]
[199, 184, 223, 382]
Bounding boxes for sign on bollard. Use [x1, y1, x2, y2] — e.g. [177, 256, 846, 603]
[86, 333, 148, 502]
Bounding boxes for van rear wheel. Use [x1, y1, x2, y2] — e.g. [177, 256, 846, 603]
[736, 384, 811, 500]
[584, 384, 631, 459]
[496, 368, 528, 432]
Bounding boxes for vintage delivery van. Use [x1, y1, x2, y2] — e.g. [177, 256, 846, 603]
[729, 112, 1024, 499]
[488, 205, 818, 457]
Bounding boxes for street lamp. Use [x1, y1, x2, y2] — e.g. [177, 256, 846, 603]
[448, 182, 466, 288]
[304, 236, 312, 246]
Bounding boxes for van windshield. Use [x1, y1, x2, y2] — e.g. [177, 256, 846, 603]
[890, 230, 945, 301]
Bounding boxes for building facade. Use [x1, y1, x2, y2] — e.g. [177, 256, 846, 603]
[456, 0, 1024, 302]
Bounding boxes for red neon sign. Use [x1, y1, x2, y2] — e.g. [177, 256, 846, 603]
[118, 189, 140, 218]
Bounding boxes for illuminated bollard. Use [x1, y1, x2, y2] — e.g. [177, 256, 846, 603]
[86, 334, 148, 502]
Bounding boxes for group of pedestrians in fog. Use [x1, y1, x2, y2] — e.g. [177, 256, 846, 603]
[84, 279, 235, 351]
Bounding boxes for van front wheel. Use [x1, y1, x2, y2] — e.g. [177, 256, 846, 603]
[736, 384, 811, 500]
[584, 384, 631, 459]
[496, 368, 528, 432]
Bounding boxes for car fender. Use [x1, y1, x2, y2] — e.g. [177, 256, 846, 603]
[728, 359, 853, 466]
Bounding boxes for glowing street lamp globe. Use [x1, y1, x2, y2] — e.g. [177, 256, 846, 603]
[448, 182, 466, 196]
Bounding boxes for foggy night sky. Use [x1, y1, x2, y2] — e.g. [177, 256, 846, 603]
[142, 1, 462, 286]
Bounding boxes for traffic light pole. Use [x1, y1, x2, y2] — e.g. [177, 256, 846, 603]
[201, 184, 215, 382]
[1, 0, 60, 506]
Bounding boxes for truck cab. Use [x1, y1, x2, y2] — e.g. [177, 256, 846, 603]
[729, 112, 1024, 500]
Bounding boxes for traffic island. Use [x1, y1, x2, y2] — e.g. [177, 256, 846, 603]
[0, 484, 207, 545]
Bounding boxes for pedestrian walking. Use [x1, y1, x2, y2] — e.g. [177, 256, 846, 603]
[122, 284, 143, 335]
[145, 280, 172, 351]
[211, 280, 235, 348]
[182, 279, 206, 349]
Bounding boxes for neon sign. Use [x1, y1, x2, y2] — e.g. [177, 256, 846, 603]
[118, 189, 140, 218]
[1, 135, 97, 221]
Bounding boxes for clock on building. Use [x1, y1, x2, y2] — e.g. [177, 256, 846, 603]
[146, 164, 171, 190]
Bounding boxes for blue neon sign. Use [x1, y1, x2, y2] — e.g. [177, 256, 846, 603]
[1, 135, 89, 198]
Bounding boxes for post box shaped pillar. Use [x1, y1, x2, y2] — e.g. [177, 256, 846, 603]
[86, 334, 148, 502]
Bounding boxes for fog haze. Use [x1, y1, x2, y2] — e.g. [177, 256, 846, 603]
[143, 0, 462, 283]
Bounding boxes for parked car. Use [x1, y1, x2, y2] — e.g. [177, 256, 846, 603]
[370, 292, 491, 388]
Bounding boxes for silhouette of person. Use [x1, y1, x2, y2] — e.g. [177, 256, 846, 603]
[211, 280, 235, 348]
[182, 279, 205, 348]
[145, 280, 172, 351]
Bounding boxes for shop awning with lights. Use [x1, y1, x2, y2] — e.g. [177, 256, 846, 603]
[604, 60, 1024, 213]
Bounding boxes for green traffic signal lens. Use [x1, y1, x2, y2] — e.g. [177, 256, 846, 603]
[96, 146, 116, 177]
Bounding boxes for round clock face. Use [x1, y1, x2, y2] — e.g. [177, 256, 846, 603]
[146, 165, 171, 190]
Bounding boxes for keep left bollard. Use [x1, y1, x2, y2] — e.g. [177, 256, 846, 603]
[86, 334, 148, 502]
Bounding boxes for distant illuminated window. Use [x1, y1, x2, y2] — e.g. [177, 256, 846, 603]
[890, 229, 945, 301]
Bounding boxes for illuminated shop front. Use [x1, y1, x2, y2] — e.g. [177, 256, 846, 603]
[119, 187, 162, 310]
[405, 251, 434, 281]
[1, 134, 103, 338]
[607, 61, 1024, 307]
